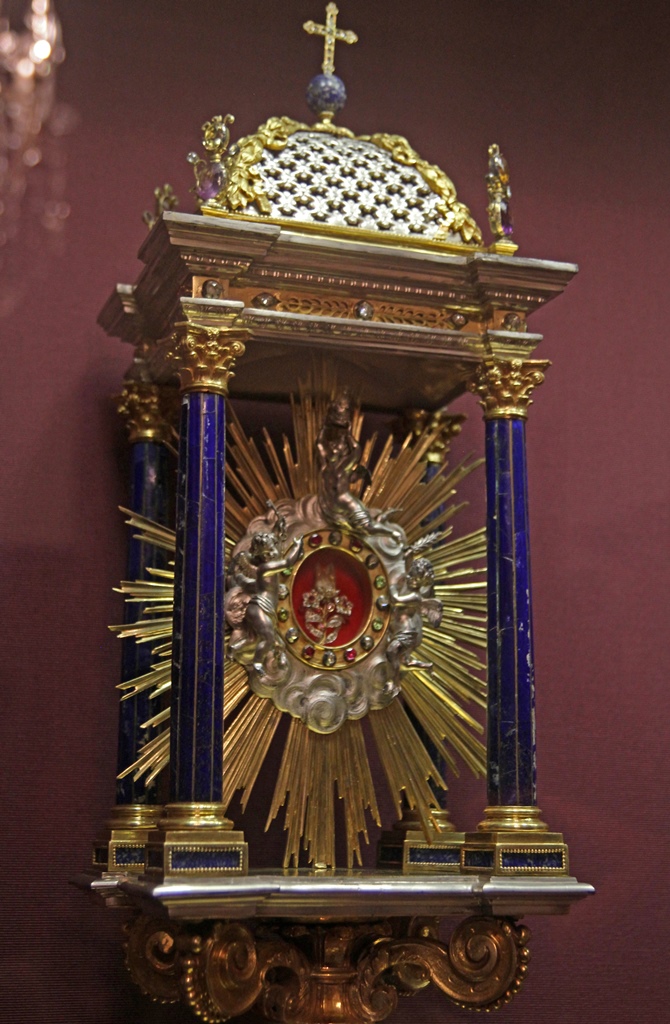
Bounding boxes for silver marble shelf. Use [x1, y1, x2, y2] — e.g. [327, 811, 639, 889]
[75, 870, 594, 921]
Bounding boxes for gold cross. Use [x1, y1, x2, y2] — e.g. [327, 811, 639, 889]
[303, 3, 358, 76]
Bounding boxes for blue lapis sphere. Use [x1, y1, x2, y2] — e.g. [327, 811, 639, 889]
[306, 73, 347, 116]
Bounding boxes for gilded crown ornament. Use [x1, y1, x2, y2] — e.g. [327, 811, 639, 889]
[142, 183, 178, 231]
[187, 113, 236, 202]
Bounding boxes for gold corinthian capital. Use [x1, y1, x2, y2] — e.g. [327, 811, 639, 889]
[166, 323, 249, 396]
[395, 407, 466, 465]
[117, 380, 172, 444]
[469, 358, 551, 420]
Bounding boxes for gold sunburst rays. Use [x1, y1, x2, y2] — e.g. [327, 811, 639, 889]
[368, 698, 447, 831]
[403, 671, 485, 777]
[111, 386, 487, 868]
[222, 693, 282, 811]
[359, 428, 484, 548]
[266, 717, 380, 869]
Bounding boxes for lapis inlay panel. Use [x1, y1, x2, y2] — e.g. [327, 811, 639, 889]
[408, 846, 461, 865]
[171, 848, 242, 871]
[485, 417, 537, 807]
[500, 849, 564, 870]
[117, 441, 169, 804]
[170, 394, 225, 804]
[114, 845, 145, 866]
[463, 849, 495, 869]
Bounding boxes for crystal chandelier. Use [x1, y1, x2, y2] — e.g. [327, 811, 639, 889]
[0, 0, 71, 312]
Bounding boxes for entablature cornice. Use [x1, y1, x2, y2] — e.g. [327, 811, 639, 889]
[126, 213, 578, 339]
[98, 284, 145, 346]
[97, 212, 576, 412]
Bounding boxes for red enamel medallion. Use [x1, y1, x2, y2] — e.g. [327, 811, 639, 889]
[292, 546, 373, 648]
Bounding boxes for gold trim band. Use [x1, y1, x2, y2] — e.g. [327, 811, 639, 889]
[477, 805, 548, 833]
[159, 802, 234, 830]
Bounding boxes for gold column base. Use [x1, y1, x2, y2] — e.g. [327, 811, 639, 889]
[93, 804, 163, 874]
[145, 802, 248, 877]
[477, 805, 548, 832]
[125, 913, 530, 1019]
[462, 807, 569, 875]
[378, 810, 465, 874]
[489, 238, 519, 255]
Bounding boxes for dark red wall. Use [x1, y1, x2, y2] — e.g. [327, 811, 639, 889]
[1, 1, 668, 1021]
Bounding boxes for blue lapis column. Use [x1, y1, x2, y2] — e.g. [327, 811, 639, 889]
[470, 358, 551, 834]
[151, 322, 248, 875]
[170, 387, 226, 804]
[96, 381, 171, 872]
[116, 426, 170, 804]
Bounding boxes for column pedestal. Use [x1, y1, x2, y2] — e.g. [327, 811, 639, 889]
[379, 810, 465, 874]
[93, 805, 163, 873]
[146, 804, 247, 877]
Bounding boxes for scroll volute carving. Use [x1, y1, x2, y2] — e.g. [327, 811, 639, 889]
[359, 916, 531, 1013]
[180, 921, 311, 1024]
[125, 915, 530, 1022]
[123, 914, 181, 1004]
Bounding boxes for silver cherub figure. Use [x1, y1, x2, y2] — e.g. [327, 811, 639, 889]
[385, 555, 443, 679]
[316, 392, 403, 543]
[226, 503, 304, 675]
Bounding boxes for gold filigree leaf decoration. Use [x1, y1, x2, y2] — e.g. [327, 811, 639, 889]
[112, 382, 486, 868]
[364, 133, 483, 245]
[224, 117, 308, 213]
[205, 115, 482, 246]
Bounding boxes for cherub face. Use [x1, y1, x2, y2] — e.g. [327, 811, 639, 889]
[326, 394, 352, 428]
[408, 557, 434, 588]
[250, 531, 278, 562]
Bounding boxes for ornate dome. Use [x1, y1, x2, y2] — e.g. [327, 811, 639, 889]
[185, 5, 485, 251]
[198, 116, 483, 249]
